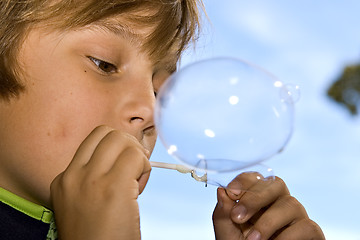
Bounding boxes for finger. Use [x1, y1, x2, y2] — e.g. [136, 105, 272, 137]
[68, 125, 114, 170]
[226, 172, 267, 200]
[231, 176, 290, 224]
[272, 219, 325, 240]
[213, 187, 244, 240]
[85, 130, 148, 175]
[109, 146, 151, 197]
[245, 195, 308, 240]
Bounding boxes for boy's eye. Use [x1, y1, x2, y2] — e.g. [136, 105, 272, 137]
[88, 56, 117, 74]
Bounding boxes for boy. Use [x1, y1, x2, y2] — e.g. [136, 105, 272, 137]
[0, 0, 325, 239]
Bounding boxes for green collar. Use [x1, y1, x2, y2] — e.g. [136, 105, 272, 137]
[0, 187, 53, 224]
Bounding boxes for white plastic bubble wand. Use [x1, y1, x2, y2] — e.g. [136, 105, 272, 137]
[150, 161, 208, 185]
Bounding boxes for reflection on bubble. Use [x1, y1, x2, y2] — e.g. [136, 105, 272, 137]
[229, 96, 239, 105]
[155, 57, 299, 181]
[167, 145, 177, 155]
[204, 129, 215, 138]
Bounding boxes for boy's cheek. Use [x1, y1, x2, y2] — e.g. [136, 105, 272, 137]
[0, 116, 94, 206]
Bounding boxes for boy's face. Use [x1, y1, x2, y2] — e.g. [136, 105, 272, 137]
[0, 21, 172, 207]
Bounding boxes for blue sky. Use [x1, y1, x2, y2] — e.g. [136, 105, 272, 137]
[139, 1, 360, 239]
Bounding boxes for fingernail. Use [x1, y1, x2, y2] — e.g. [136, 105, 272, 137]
[232, 204, 247, 222]
[227, 188, 241, 196]
[247, 230, 261, 240]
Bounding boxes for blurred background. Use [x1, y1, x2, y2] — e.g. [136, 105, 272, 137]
[139, 1, 360, 239]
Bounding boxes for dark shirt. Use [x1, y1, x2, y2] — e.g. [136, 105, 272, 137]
[0, 187, 56, 240]
[0, 201, 50, 240]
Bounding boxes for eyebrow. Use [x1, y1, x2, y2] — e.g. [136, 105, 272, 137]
[90, 21, 144, 47]
[88, 21, 178, 72]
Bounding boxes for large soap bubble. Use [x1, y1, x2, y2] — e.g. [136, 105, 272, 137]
[154, 57, 298, 176]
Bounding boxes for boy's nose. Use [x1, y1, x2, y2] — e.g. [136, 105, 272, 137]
[118, 88, 155, 142]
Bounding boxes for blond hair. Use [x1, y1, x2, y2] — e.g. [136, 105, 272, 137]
[0, 0, 203, 99]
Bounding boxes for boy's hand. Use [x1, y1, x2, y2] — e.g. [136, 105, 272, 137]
[50, 126, 151, 240]
[212, 172, 325, 240]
